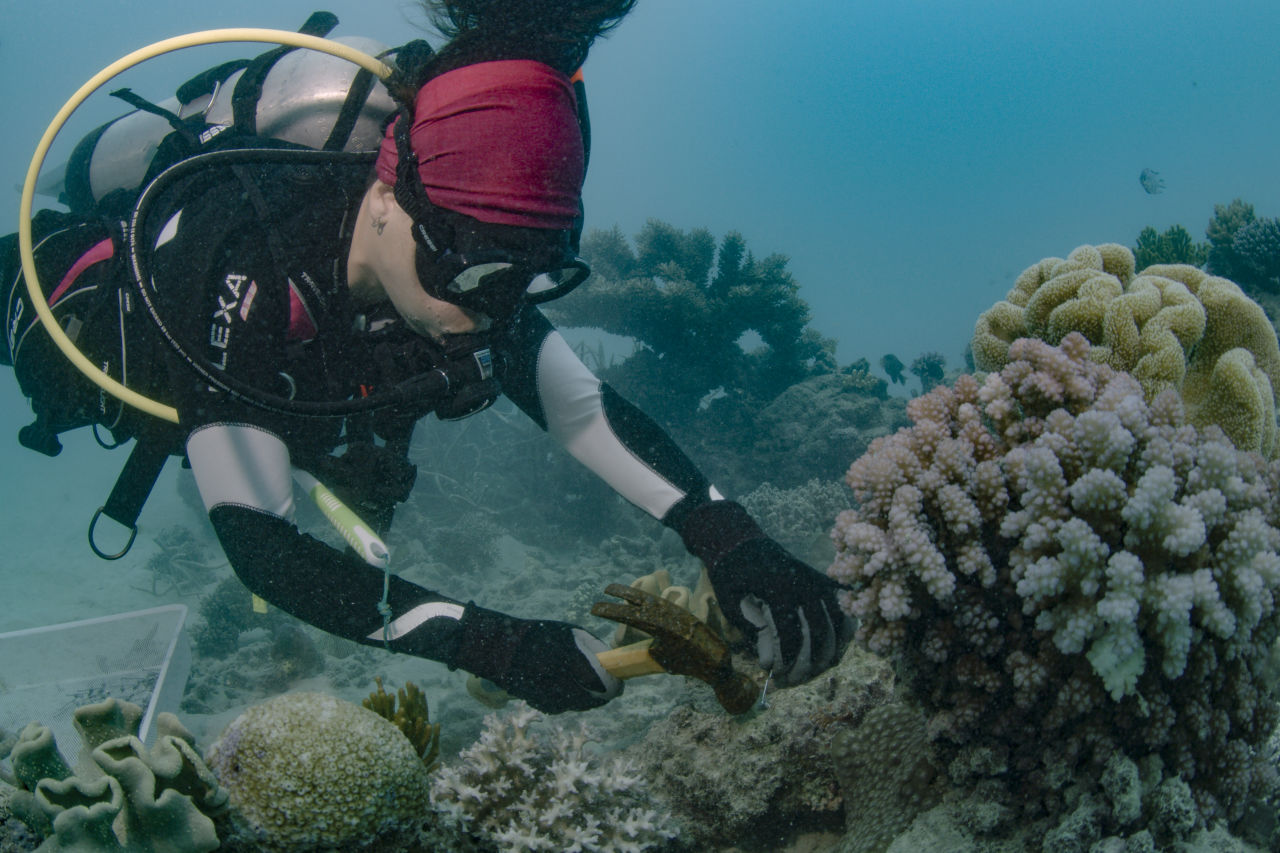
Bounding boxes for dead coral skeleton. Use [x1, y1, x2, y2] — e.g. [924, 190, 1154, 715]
[132, 526, 225, 597]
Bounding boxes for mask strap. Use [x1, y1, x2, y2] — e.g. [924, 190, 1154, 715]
[391, 107, 449, 259]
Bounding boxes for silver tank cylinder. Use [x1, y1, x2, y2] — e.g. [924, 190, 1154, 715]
[55, 36, 395, 209]
[202, 35, 395, 151]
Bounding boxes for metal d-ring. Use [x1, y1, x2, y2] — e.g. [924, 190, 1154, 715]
[88, 506, 138, 560]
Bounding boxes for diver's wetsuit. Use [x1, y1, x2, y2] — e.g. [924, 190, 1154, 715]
[147, 159, 720, 666]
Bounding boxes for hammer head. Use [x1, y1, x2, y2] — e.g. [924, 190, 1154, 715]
[592, 583, 759, 714]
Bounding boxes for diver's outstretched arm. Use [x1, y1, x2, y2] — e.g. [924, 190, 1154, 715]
[494, 306, 851, 685]
[495, 305, 721, 523]
[186, 421, 619, 712]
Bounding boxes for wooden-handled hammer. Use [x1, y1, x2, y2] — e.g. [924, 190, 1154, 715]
[592, 583, 760, 715]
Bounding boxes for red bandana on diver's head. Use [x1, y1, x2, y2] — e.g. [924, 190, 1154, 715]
[375, 59, 584, 231]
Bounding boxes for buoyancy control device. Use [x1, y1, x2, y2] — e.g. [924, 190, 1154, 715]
[10, 12, 442, 558]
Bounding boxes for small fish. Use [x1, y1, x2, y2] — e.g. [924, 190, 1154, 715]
[1139, 168, 1165, 195]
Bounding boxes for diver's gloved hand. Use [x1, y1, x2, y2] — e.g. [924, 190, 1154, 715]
[680, 500, 852, 685]
[450, 604, 622, 713]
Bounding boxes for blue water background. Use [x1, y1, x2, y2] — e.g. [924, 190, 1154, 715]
[2, 0, 1278, 624]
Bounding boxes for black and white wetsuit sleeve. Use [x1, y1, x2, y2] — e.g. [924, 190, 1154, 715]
[495, 305, 723, 534]
[148, 196, 473, 666]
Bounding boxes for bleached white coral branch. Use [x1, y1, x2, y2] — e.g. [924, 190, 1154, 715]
[431, 702, 679, 852]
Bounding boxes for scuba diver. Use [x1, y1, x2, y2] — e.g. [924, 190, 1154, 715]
[2, 0, 850, 714]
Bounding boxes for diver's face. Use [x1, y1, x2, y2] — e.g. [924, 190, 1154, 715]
[382, 204, 490, 337]
[350, 182, 488, 338]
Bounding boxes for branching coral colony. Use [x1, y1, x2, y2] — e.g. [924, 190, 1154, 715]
[561, 221, 835, 422]
[829, 333, 1280, 827]
[431, 702, 679, 853]
[364, 676, 441, 768]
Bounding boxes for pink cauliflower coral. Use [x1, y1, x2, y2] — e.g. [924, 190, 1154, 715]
[827, 333, 1280, 824]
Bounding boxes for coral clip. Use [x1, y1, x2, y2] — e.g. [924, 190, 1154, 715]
[758, 670, 773, 710]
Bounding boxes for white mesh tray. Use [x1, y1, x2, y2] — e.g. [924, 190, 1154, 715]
[0, 604, 190, 755]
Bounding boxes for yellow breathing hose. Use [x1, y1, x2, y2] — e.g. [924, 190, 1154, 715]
[16, 29, 393, 424]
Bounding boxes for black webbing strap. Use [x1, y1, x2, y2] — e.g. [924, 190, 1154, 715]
[89, 436, 173, 560]
[109, 88, 194, 138]
[573, 74, 591, 176]
[231, 47, 287, 135]
[228, 162, 340, 340]
[323, 66, 376, 151]
[570, 73, 590, 251]
[391, 107, 455, 259]
[232, 11, 340, 135]
[176, 58, 254, 105]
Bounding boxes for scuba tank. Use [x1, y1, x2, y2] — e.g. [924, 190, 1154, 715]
[49, 34, 397, 215]
[202, 35, 393, 150]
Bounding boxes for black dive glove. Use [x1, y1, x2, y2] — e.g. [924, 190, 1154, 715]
[680, 500, 851, 685]
[450, 604, 623, 714]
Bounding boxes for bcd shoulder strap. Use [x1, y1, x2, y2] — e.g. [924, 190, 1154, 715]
[231, 11, 339, 136]
[89, 419, 185, 560]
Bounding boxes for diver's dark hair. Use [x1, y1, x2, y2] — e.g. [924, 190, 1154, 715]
[420, 0, 637, 75]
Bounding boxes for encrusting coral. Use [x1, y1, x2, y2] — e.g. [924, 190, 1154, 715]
[204, 692, 433, 853]
[830, 702, 942, 853]
[739, 477, 852, 565]
[430, 701, 679, 852]
[828, 333, 1280, 829]
[749, 371, 903, 490]
[623, 640, 897, 850]
[971, 243, 1280, 457]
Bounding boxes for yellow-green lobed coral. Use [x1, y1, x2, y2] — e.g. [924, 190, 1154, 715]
[972, 244, 1280, 456]
[205, 692, 432, 852]
[3, 698, 227, 852]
